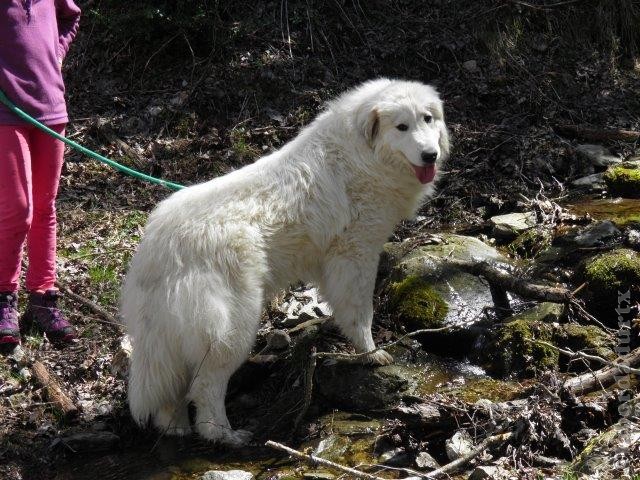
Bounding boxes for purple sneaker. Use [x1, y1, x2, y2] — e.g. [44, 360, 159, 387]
[0, 292, 20, 345]
[22, 290, 76, 344]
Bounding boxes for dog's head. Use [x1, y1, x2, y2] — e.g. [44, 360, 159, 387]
[357, 80, 450, 185]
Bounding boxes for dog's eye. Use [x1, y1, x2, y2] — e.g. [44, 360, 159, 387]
[423, 115, 433, 123]
[396, 124, 408, 131]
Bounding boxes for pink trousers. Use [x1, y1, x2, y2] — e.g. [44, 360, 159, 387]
[0, 124, 66, 293]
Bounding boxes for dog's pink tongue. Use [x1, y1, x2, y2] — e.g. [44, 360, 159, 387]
[412, 164, 437, 184]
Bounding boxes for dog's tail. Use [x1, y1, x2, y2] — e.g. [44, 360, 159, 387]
[124, 284, 189, 427]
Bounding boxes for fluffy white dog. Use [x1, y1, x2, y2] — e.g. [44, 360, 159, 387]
[122, 78, 450, 445]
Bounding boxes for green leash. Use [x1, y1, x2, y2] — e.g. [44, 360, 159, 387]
[0, 90, 185, 190]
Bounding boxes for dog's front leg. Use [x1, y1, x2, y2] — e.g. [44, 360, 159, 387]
[320, 248, 393, 366]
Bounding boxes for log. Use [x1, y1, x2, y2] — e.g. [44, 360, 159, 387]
[563, 347, 640, 395]
[31, 360, 78, 419]
[555, 124, 640, 143]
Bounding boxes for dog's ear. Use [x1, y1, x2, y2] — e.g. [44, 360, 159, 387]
[358, 106, 379, 147]
[439, 122, 450, 160]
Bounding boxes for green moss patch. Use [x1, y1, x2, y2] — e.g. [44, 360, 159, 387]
[604, 163, 640, 198]
[507, 227, 553, 259]
[583, 248, 640, 292]
[388, 276, 448, 329]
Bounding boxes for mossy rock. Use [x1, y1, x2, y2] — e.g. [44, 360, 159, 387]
[557, 323, 615, 368]
[483, 317, 558, 378]
[604, 161, 640, 198]
[388, 276, 448, 329]
[441, 378, 522, 403]
[507, 226, 553, 259]
[580, 248, 640, 324]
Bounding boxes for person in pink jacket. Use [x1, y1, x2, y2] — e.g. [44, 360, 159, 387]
[0, 0, 81, 346]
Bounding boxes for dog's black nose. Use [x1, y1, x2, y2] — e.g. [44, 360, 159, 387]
[421, 151, 438, 164]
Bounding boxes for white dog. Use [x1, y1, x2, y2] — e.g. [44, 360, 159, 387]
[122, 78, 450, 446]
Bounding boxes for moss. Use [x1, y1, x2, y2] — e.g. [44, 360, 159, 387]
[583, 248, 640, 292]
[488, 318, 558, 377]
[442, 378, 522, 403]
[507, 227, 553, 259]
[604, 163, 640, 198]
[558, 324, 615, 363]
[388, 276, 448, 329]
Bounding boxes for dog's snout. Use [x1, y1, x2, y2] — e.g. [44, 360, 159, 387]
[421, 151, 438, 164]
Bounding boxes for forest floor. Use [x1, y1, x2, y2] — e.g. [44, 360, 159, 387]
[1, 1, 639, 479]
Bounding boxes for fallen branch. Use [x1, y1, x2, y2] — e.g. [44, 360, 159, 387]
[562, 347, 640, 395]
[57, 283, 123, 328]
[555, 124, 640, 143]
[424, 431, 516, 478]
[442, 258, 572, 304]
[31, 360, 78, 419]
[527, 339, 640, 376]
[265, 440, 388, 480]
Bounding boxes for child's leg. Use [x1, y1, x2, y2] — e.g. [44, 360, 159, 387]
[0, 125, 33, 293]
[25, 124, 66, 292]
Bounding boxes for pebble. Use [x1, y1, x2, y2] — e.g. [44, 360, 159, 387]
[445, 430, 474, 461]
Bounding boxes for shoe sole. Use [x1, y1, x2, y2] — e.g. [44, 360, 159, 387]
[0, 335, 20, 345]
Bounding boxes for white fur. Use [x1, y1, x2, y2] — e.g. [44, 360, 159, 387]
[121, 78, 450, 445]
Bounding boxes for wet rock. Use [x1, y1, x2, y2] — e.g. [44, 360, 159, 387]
[489, 212, 536, 240]
[571, 172, 606, 188]
[604, 160, 640, 198]
[572, 220, 621, 247]
[445, 430, 473, 461]
[415, 451, 440, 469]
[201, 471, 254, 480]
[576, 144, 621, 167]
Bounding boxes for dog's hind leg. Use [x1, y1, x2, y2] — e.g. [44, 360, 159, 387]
[320, 242, 394, 366]
[153, 401, 191, 436]
[190, 365, 252, 447]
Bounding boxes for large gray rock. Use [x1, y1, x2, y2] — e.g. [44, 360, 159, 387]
[382, 234, 508, 328]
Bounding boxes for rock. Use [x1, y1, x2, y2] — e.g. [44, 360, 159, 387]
[508, 227, 553, 258]
[383, 234, 506, 327]
[463, 60, 478, 72]
[576, 144, 621, 167]
[489, 212, 537, 240]
[571, 418, 640, 476]
[571, 172, 606, 188]
[200, 471, 254, 480]
[469, 465, 511, 480]
[580, 248, 640, 323]
[415, 451, 440, 469]
[315, 363, 410, 410]
[388, 276, 448, 329]
[478, 302, 616, 376]
[445, 430, 474, 461]
[477, 303, 564, 377]
[625, 228, 640, 249]
[266, 329, 291, 350]
[573, 220, 621, 247]
[604, 161, 640, 198]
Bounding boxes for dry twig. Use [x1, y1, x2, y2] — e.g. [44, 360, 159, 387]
[31, 360, 78, 419]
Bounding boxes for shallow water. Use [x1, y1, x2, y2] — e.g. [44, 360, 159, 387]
[564, 197, 640, 227]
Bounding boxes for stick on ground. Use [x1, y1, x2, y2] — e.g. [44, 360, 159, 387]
[31, 360, 78, 419]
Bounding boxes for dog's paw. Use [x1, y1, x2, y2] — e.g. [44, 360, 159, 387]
[364, 349, 394, 366]
[220, 428, 253, 448]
